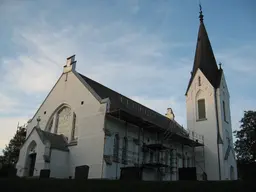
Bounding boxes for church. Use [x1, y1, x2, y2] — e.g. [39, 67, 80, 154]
[16, 9, 237, 181]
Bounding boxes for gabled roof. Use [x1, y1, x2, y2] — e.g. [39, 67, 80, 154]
[185, 12, 222, 95]
[36, 128, 69, 151]
[78, 73, 188, 136]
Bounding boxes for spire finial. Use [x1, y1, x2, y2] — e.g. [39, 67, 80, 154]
[199, 2, 204, 22]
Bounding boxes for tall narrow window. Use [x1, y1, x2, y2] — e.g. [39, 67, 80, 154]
[150, 151, 154, 163]
[71, 113, 77, 141]
[113, 134, 119, 162]
[165, 151, 169, 165]
[198, 99, 206, 120]
[198, 76, 201, 86]
[122, 137, 128, 164]
[223, 101, 227, 122]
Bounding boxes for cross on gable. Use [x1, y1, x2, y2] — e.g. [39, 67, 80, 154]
[65, 55, 76, 67]
[63, 55, 77, 73]
[37, 116, 41, 128]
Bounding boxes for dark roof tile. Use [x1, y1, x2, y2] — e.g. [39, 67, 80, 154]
[79, 73, 188, 136]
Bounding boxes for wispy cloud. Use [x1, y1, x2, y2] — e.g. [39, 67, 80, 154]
[0, 93, 20, 114]
[0, 8, 191, 149]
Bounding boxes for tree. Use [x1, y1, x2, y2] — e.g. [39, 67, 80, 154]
[1, 126, 26, 166]
[234, 110, 256, 163]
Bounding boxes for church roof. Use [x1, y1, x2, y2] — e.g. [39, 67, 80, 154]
[36, 128, 69, 151]
[79, 73, 188, 136]
[185, 10, 222, 95]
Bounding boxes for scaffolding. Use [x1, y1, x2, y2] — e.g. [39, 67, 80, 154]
[106, 108, 205, 181]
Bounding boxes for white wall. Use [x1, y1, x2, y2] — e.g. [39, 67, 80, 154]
[186, 69, 220, 180]
[216, 74, 237, 180]
[16, 129, 46, 177]
[24, 71, 106, 179]
[49, 149, 69, 178]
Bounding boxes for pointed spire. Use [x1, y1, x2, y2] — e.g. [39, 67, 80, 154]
[185, 7, 222, 95]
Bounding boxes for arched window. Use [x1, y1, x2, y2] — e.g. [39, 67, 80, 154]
[55, 107, 72, 142]
[45, 105, 77, 143]
[113, 134, 119, 162]
[197, 99, 206, 120]
[27, 141, 37, 155]
[122, 137, 128, 164]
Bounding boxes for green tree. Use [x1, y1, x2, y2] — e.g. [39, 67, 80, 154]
[1, 126, 26, 166]
[234, 110, 256, 163]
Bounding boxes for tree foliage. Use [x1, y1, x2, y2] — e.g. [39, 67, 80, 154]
[234, 110, 256, 163]
[0, 126, 26, 166]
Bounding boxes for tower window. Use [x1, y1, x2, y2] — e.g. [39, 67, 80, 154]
[223, 101, 228, 122]
[197, 99, 206, 120]
[198, 76, 201, 86]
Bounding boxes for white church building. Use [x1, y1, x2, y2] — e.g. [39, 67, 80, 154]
[16, 10, 237, 181]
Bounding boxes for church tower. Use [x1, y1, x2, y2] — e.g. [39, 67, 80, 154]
[186, 6, 237, 180]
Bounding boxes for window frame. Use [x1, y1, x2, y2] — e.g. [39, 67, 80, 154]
[197, 99, 207, 121]
[45, 105, 78, 145]
[113, 134, 120, 163]
[71, 112, 78, 142]
[122, 137, 128, 164]
[223, 100, 228, 123]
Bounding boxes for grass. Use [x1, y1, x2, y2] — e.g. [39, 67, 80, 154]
[0, 179, 255, 192]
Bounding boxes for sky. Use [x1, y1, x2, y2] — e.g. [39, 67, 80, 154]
[0, 0, 255, 153]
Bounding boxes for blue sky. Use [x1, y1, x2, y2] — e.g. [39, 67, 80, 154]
[0, 0, 255, 152]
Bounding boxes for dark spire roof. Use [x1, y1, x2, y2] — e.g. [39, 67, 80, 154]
[185, 6, 222, 95]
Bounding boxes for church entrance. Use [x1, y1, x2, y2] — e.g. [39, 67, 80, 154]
[28, 153, 37, 176]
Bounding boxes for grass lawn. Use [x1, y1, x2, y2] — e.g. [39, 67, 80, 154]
[0, 179, 255, 192]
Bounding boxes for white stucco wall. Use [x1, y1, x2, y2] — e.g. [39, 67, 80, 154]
[49, 149, 69, 178]
[16, 129, 46, 177]
[216, 74, 237, 180]
[186, 69, 220, 180]
[23, 70, 106, 179]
